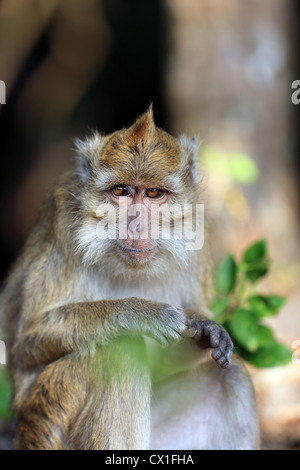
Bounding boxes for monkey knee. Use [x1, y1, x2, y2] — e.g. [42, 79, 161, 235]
[220, 357, 258, 409]
[221, 356, 255, 391]
[15, 414, 69, 450]
[207, 357, 260, 449]
[15, 359, 86, 449]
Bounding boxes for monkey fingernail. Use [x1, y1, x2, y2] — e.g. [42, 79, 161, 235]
[212, 348, 221, 359]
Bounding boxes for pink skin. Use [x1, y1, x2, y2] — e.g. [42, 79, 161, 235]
[118, 245, 156, 261]
[108, 185, 170, 260]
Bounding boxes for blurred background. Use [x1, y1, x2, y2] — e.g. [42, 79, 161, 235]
[0, 0, 299, 450]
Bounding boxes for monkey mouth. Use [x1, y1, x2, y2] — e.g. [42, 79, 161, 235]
[118, 244, 156, 260]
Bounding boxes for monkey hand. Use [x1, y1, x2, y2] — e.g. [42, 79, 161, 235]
[188, 319, 233, 368]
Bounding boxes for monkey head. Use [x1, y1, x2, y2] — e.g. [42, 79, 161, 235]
[73, 106, 202, 277]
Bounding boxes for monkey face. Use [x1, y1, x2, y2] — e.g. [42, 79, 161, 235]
[73, 107, 201, 274]
[107, 183, 172, 261]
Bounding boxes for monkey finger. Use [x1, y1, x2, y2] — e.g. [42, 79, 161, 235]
[211, 347, 223, 361]
[225, 339, 233, 363]
[220, 333, 233, 361]
[212, 332, 232, 364]
[218, 330, 230, 354]
[204, 323, 221, 348]
[220, 359, 230, 369]
[212, 349, 228, 368]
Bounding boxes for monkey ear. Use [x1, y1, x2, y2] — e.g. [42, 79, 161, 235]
[179, 135, 201, 183]
[74, 133, 106, 182]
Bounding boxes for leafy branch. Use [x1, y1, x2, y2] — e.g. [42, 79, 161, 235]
[211, 239, 291, 367]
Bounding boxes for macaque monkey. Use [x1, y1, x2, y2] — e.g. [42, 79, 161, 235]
[1, 106, 259, 450]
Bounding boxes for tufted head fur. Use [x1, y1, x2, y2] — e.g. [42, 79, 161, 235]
[75, 105, 200, 193]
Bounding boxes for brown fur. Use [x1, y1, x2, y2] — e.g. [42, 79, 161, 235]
[1, 107, 259, 450]
[100, 108, 182, 187]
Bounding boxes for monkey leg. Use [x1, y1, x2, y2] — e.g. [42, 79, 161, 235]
[15, 355, 82, 450]
[68, 336, 151, 450]
[15, 336, 151, 450]
[150, 356, 260, 450]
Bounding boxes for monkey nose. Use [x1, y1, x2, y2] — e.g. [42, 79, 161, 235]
[128, 222, 148, 241]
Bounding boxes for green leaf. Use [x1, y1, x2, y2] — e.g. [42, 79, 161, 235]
[227, 153, 259, 185]
[240, 341, 291, 368]
[201, 147, 229, 176]
[248, 295, 286, 317]
[232, 345, 247, 358]
[266, 295, 286, 311]
[214, 254, 237, 294]
[201, 148, 259, 186]
[255, 325, 274, 346]
[228, 309, 260, 352]
[243, 239, 267, 264]
[245, 259, 270, 283]
[210, 299, 229, 319]
[0, 367, 11, 420]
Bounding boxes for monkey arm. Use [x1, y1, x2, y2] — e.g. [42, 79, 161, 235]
[18, 298, 190, 367]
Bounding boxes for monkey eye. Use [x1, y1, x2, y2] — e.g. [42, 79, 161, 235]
[111, 185, 129, 197]
[146, 188, 164, 199]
